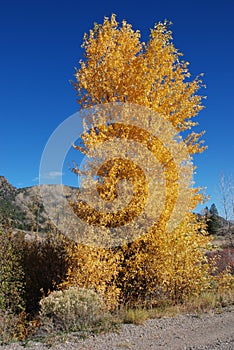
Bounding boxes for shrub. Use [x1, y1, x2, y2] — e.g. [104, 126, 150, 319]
[0, 310, 29, 344]
[0, 229, 28, 343]
[39, 287, 115, 334]
[207, 248, 234, 275]
[14, 232, 69, 315]
[63, 243, 122, 310]
[0, 229, 25, 314]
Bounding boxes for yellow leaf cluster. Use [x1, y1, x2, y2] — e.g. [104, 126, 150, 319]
[118, 213, 212, 304]
[62, 243, 123, 309]
[74, 14, 206, 154]
[64, 15, 215, 307]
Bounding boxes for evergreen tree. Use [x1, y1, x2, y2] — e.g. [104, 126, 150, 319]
[210, 203, 219, 216]
[207, 203, 221, 235]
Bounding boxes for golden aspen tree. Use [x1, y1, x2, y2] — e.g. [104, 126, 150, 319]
[64, 14, 213, 306]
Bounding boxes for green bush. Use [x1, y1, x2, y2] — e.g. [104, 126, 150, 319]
[39, 287, 115, 334]
[0, 229, 27, 344]
[0, 229, 25, 314]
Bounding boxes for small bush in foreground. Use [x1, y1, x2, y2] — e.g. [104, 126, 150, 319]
[39, 287, 117, 335]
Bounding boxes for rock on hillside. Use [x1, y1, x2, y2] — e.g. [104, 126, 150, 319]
[0, 176, 78, 232]
[0, 175, 17, 200]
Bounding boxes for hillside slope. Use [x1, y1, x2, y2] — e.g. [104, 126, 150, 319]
[0, 176, 78, 232]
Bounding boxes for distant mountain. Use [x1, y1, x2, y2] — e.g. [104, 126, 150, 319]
[0, 176, 78, 232]
[0, 176, 233, 248]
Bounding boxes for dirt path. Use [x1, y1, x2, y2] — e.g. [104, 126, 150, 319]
[1, 307, 234, 350]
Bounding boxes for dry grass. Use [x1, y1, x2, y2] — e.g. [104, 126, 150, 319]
[120, 307, 149, 325]
[118, 283, 234, 325]
[148, 288, 234, 320]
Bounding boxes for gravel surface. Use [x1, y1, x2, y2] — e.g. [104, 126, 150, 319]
[1, 307, 233, 350]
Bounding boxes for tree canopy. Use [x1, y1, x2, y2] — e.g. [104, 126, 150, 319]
[65, 15, 212, 306]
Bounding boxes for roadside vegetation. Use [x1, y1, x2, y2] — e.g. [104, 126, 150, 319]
[0, 226, 233, 345]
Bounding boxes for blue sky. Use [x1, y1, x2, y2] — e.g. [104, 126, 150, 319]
[0, 0, 233, 215]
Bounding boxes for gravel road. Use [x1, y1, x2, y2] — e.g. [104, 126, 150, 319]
[1, 307, 233, 350]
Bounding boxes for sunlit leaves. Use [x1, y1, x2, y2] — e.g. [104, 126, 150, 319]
[64, 15, 214, 307]
[74, 14, 205, 151]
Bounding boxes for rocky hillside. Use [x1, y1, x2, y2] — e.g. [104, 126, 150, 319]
[0, 176, 78, 232]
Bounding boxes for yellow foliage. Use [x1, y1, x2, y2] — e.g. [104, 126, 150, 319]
[74, 14, 206, 154]
[64, 15, 217, 307]
[117, 213, 212, 305]
[212, 269, 234, 294]
[62, 243, 123, 309]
